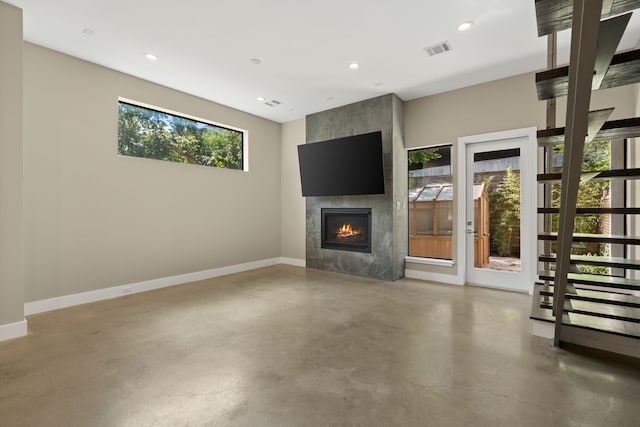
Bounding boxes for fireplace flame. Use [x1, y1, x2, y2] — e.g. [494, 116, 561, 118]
[336, 223, 362, 239]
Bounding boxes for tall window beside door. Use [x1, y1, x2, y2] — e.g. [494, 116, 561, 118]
[408, 145, 453, 260]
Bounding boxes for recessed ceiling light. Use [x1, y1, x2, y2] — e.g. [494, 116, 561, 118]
[257, 96, 266, 102]
[348, 62, 359, 70]
[457, 21, 473, 32]
[250, 58, 261, 65]
[144, 53, 158, 61]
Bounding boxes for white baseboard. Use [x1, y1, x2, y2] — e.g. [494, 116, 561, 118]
[404, 269, 464, 286]
[0, 319, 28, 342]
[24, 257, 284, 316]
[279, 257, 306, 267]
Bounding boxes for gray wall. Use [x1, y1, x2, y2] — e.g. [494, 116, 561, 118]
[23, 43, 282, 302]
[280, 118, 306, 261]
[0, 2, 25, 329]
[305, 94, 406, 281]
[405, 72, 544, 150]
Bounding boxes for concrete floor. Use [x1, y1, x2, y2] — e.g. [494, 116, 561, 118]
[1, 265, 639, 426]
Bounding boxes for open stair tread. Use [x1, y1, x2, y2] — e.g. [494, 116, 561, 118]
[539, 253, 640, 269]
[540, 298, 640, 323]
[538, 232, 640, 245]
[535, 0, 640, 36]
[537, 116, 640, 146]
[530, 303, 555, 322]
[536, 283, 640, 307]
[592, 14, 632, 90]
[538, 168, 640, 183]
[536, 49, 640, 100]
[563, 311, 640, 338]
[530, 283, 556, 322]
[538, 207, 640, 215]
[530, 306, 640, 338]
[538, 270, 640, 290]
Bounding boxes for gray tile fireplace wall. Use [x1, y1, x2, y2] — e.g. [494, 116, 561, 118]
[305, 94, 407, 281]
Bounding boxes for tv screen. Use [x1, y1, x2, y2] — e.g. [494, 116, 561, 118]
[297, 131, 385, 197]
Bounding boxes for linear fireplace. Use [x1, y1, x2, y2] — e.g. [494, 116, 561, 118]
[321, 208, 372, 253]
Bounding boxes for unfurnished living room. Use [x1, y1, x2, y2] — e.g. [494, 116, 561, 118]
[1, 1, 640, 426]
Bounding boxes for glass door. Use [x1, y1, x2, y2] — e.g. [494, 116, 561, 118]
[465, 137, 531, 291]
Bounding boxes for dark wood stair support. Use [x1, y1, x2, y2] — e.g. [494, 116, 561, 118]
[537, 116, 640, 146]
[538, 207, 640, 215]
[535, 49, 640, 100]
[539, 253, 640, 269]
[537, 283, 640, 308]
[539, 270, 640, 291]
[538, 232, 640, 245]
[538, 168, 640, 183]
[535, 0, 640, 36]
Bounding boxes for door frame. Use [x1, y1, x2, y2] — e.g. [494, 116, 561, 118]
[455, 127, 537, 293]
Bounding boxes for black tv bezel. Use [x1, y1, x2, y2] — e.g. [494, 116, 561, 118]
[297, 131, 385, 197]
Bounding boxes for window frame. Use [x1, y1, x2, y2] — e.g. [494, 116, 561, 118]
[117, 97, 249, 171]
[406, 144, 455, 267]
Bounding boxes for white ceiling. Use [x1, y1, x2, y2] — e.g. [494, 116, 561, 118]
[7, 0, 640, 123]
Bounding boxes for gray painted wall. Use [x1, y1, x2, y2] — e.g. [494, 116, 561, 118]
[0, 1, 25, 329]
[305, 94, 406, 281]
[280, 118, 306, 261]
[23, 43, 282, 302]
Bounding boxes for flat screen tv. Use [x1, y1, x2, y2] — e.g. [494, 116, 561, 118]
[297, 131, 385, 197]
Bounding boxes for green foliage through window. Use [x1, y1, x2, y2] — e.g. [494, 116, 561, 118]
[490, 168, 521, 256]
[408, 148, 441, 166]
[118, 101, 244, 170]
[550, 140, 611, 259]
[551, 140, 610, 243]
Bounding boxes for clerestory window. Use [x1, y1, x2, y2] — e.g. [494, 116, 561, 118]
[118, 100, 246, 171]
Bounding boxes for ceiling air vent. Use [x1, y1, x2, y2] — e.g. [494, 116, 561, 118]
[423, 41, 453, 57]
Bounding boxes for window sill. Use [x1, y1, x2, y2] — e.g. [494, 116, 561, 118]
[405, 256, 455, 267]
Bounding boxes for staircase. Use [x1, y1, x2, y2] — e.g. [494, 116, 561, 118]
[530, 0, 640, 358]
